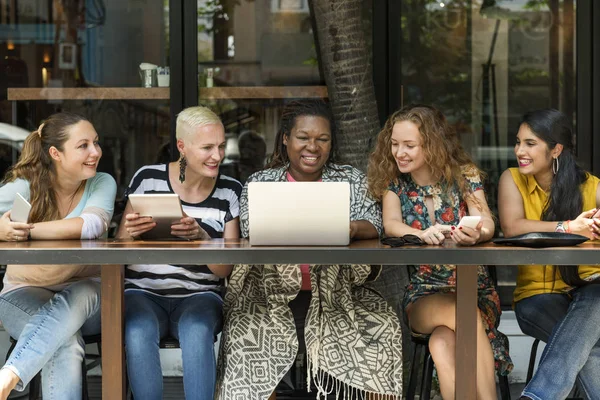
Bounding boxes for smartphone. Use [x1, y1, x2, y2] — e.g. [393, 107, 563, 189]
[456, 215, 481, 230]
[10, 193, 32, 223]
[593, 209, 600, 219]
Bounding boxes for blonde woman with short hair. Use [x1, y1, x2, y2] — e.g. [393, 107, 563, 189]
[117, 106, 241, 400]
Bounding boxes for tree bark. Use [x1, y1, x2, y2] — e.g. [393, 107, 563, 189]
[310, 0, 381, 172]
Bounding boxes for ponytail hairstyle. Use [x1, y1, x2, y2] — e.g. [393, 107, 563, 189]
[522, 109, 589, 286]
[2, 112, 88, 223]
[266, 100, 339, 169]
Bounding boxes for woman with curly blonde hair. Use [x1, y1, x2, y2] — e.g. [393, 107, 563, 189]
[367, 104, 512, 399]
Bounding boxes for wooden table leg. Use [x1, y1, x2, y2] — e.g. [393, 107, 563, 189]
[455, 264, 478, 400]
[101, 264, 125, 400]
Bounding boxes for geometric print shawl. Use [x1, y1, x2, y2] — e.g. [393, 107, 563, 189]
[216, 163, 403, 399]
[215, 263, 403, 399]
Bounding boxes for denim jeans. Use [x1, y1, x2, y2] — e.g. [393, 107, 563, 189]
[124, 290, 223, 400]
[0, 280, 101, 400]
[516, 284, 600, 400]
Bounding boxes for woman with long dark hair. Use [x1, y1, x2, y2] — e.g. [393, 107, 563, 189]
[0, 112, 116, 399]
[498, 108, 600, 400]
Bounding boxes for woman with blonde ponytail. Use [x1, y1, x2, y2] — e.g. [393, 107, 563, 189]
[0, 112, 116, 400]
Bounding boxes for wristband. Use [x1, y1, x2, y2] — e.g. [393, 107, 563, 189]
[565, 220, 571, 233]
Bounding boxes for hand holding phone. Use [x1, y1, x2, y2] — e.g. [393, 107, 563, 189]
[451, 215, 483, 246]
[11, 193, 32, 223]
[456, 216, 482, 230]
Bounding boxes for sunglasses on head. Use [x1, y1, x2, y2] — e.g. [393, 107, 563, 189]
[380, 234, 425, 247]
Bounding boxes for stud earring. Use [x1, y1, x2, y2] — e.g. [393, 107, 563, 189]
[179, 155, 187, 183]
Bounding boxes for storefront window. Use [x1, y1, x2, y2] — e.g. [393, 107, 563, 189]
[0, 0, 170, 195]
[196, 0, 330, 184]
[397, 0, 577, 303]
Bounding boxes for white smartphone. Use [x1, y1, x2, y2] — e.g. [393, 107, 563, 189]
[11, 193, 32, 223]
[456, 215, 481, 230]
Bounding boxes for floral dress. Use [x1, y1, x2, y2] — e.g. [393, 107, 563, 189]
[390, 169, 513, 375]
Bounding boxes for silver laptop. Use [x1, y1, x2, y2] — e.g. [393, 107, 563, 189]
[247, 181, 351, 245]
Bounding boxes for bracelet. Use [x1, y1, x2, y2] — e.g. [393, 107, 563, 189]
[555, 221, 566, 233]
[565, 220, 571, 233]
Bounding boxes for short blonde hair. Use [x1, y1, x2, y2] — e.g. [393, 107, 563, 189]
[176, 106, 223, 141]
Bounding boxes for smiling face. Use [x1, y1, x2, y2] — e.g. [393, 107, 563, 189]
[50, 120, 101, 182]
[514, 123, 558, 176]
[390, 120, 427, 176]
[283, 115, 332, 181]
[178, 123, 226, 179]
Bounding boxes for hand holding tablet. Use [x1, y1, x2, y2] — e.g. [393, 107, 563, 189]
[127, 194, 186, 240]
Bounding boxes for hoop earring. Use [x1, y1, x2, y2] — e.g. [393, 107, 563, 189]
[179, 155, 187, 183]
[552, 156, 559, 175]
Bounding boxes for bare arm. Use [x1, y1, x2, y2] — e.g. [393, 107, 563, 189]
[382, 190, 447, 245]
[450, 189, 494, 245]
[498, 169, 561, 237]
[350, 220, 378, 240]
[207, 218, 239, 278]
[498, 169, 597, 238]
[382, 191, 421, 237]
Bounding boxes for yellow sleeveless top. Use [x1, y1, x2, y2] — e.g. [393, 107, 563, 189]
[511, 168, 600, 303]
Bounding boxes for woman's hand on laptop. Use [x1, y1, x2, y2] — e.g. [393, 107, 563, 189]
[123, 213, 156, 239]
[171, 216, 210, 240]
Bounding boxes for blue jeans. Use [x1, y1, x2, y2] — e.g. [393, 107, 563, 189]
[124, 290, 223, 400]
[0, 280, 101, 400]
[516, 284, 600, 400]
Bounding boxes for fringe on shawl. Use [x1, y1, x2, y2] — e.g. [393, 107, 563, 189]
[306, 340, 403, 400]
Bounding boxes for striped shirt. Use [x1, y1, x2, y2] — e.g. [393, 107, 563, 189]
[124, 163, 242, 297]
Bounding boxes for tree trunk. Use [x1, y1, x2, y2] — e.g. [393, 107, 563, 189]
[310, 0, 381, 172]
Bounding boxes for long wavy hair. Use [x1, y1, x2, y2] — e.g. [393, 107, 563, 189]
[2, 112, 88, 223]
[368, 104, 483, 207]
[266, 100, 339, 169]
[522, 109, 590, 286]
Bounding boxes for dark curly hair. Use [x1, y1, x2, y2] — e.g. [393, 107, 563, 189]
[266, 100, 339, 168]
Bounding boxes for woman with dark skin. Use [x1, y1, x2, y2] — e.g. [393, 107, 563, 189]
[216, 100, 402, 400]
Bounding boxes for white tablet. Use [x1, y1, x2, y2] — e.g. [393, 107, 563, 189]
[127, 194, 185, 240]
[11, 193, 31, 223]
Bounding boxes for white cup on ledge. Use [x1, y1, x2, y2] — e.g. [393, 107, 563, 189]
[157, 67, 170, 87]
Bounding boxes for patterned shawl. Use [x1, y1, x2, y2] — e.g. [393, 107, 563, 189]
[216, 164, 403, 399]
